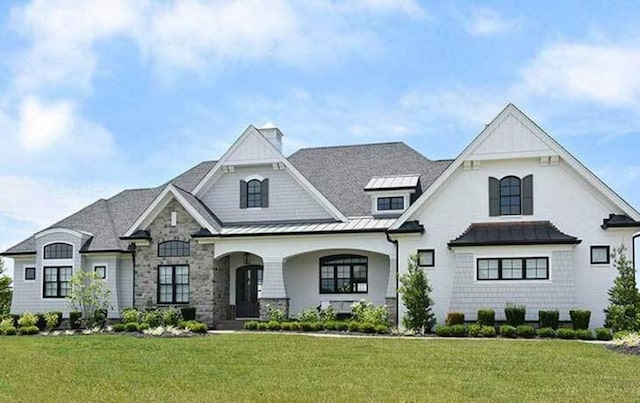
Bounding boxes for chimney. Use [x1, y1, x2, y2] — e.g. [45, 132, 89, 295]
[258, 122, 283, 152]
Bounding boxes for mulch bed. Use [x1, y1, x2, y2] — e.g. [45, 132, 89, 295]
[606, 345, 640, 355]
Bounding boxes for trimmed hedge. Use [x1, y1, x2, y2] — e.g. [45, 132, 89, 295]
[538, 310, 559, 329]
[477, 309, 495, 326]
[504, 304, 526, 327]
[537, 327, 556, 338]
[445, 312, 465, 326]
[557, 328, 577, 339]
[516, 325, 536, 339]
[595, 327, 613, 341]
[569, 310, 591, 330]
[499, 325, 517, 338]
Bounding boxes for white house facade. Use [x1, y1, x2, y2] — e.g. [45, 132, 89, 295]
[3, 105, 640, 328]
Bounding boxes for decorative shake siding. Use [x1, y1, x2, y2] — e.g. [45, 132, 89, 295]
[134, 199, 229, 325]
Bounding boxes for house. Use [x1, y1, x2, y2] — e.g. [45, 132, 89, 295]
[3, 104, 640, 328]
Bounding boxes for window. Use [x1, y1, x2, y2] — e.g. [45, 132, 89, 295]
[377, 196, 404, 211]
[247, 180, 262, 208]
[43, 267, 72, 298]
[43, 243, 73, 259]
[477, 257, 548, 281]
[24, 267, 36, 281]
[591, 246, 610, 264]
[500, 176, 521, 215]
[94, 266, 106, 279]
[158, 240, 190, 257]
[240, 178, 269, 209]
[417, 249, 435, 267]
[320, 255, 368, 294]
[489, 175, 533, 216]
[158, 265, 189, 304]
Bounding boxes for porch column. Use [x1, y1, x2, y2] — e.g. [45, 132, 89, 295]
[259, 258, 289, 320]
[386, 257, 398, 325]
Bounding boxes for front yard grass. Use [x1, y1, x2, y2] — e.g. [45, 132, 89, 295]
[0, 334, 639, 402]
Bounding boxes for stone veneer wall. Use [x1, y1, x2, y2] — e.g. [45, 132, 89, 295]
[134, 199, 229, 325]
[259, 298, 290, 320]
[385, 297, 398, 325]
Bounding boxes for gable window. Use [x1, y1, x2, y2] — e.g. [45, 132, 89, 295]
[591, 246, 610, 264]
[43, 266, 72, 298]
[44, 243, 73, 259]
[377, 196, 404, 211]
[25, 267, 36, 281]
[158, 240, 190, 257]
[320, 255, 368, 294]
[489, 175, 533, 216]
[500, 176, 521, 215]
[240, 178, 269, 209]
[417, 249, 435, 267]
[477, 257, 548, 281]
[94, 266, 106, 279]
[158, 265, 189, 304]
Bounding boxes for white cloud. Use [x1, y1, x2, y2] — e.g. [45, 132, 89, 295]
[18, 97, 74, 152]
[459, 7, 521, 37]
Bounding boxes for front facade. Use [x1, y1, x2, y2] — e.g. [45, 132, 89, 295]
[4, 105, 640, 328]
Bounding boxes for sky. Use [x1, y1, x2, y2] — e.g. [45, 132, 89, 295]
[1, 1, 640, 277]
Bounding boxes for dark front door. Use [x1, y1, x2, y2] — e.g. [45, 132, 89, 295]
[236, 265, 263, 318]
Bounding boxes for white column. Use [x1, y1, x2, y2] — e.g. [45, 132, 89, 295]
[260, 258, 287, 299]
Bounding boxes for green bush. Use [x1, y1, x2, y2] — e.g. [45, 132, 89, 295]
[113, 323, 126, 332]
[125, 322, 140, 332]
[244, 321, 259, 330]
[18, 312, 37, 328]
[351, 301, 389, 327]
[358, 322, 376, 334]
[298, 309, 320, 323]
[445, 312, 465, 326]
[499, 325, 517, 338]
[516, 325, 536, 339]
[398, 254, 436, 332]
[348, 321, 360, 332]
[468, 323, 482, 337]
[9, 314, 20, 327]
[70, 311, 82, 329]
[121, 308, 140, 324]
[44, 312, 62, 331]
[450, 324, 468, 337]
[18, 325, 39, 335]
[504, 304, 526, 327]
[180, 307, 196, 321]
[480, 326, 496, 337]
[161, 307, 182, 327]
[595, 327, 613, 341]
[375, 325, 388, 334]
[281, 322, 295, 331]
[141, 310, 162, 328]
[35, 314, 47, 331]
[538, 327, 557, 338]
[477, 309, 495, 326]
[300, 322, 314, 331]
[311, 322, 324, 331]
[138, 323, 150, 331]
[569, 310, 591, 330]
[556, 328, 577, 339]
[256, 322, 268, 331]
[267, 307, 287, 323]
[324, 321, 338, 331]
[319, 306, 337, 322]
[266, 321, 281, 331]
[576, 329, 594, 340]
[434, 325, 453, 337]
[335, 321, 349, 332]
[4, 327, 16, 336]
[181, 320, 207, 334]
[0, 317, 16, 335]
[538, 310, 560, 329]
[288, 322, 301, 331]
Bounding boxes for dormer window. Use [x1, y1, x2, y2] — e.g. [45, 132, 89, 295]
[240, 176, 269, 209]
[377, 197, 404, 211]
[489, 175, 533, 217]
[365, 174, 419, 216]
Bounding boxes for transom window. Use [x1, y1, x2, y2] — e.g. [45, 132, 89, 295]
[158, 265, 189, 304]
[377, 197, 404, 211]
[158, 240, 190, 257]
[44, 243, 73, 259]
[591, 246, 610, 264]
[320, 255, 368, 294]
[500, 176, 521, 215]
[43, 267, 72, 298]
[477, 257, 548, 281]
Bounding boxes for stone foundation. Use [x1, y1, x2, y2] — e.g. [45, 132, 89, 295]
[259, 298, 290, 320]
[386, 297, 398, 325]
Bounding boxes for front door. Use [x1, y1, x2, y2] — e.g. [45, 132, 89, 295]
[236, 265, 263, 318]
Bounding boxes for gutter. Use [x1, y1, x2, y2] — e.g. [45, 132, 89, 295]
[385, 232, 399, 326]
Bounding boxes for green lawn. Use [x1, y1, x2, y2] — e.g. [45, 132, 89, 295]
[0, 334, 638, 402]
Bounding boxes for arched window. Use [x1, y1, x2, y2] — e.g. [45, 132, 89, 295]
[43, 243, 73, 259]
[247, 179, 262, 208]
[158, 240, 190, 257]
[319, 255, 368, 294]
[499, 176, 521, 215]
[240, 178, 269, 208]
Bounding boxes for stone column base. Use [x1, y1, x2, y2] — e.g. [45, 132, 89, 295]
[386, 297, 398, 326]
[259, 298, 290, 321]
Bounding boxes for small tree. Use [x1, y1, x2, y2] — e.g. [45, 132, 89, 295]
[67, 270, 112, 328]
[604, 245, 640, 332]
[0, 257, 12, 315]
[398, 254, 436, 333]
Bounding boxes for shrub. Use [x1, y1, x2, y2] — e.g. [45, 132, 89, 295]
[480, 326, 496, 337]
[359, 322, 376, 334]
[298, 308, 320, 323]
[256, 322, 268, 331]
[375, 324, 388, 334]
[477, 309, 495, 326]
[319, 306, 337, 322]
[499, 325, 517, 338]
[604, 245, 640, 332]
[3, 327, 16, 336]
[324, 321, 338, 331]
[8, 314, 20, 327]
[335, 321, 349, 332]
[244, 321, 259, 330]
[267, 306, 287, 323]
[266, 321, 281, 331]
[445, 312, 465, 326]
[125, 322, 140, 332]
[516, 325, 536, 339]
[70, 311, 82, 329]
[576, 329, 594, 340]
[44, 312, 61, 331]
[450, 324, 468, 337]
[312, 322, 325, 331]
[0, 317, 16, 335]
[141, 310, 162, 328]
[613, 332, 640, 347]
[35, 314, 47, 331]
[138, 323, 150, 331]
[18, 312, 37, 328]
[279, 322, 292, 331]
[538, 327, 557, 338]
[434, 325, 453, 337]
[504, 303, 526, 326]
[569, 310, 591, 330]
[181, 320, 207, 334]
[18, 325, 39, 335]
[556, 328, 577, 339]
[121, 308, 140, 324]
[113, 323, 126, 332]
[67, 270, 112, 328]
[161, 307, 182, 327]
[398, 254, 436, 332]
[348, 321, 360, 332]
[180, 307, 196, 321]
[94, 309, 108, 328]
[595, 327, 613, 341]
[351, 301, 389, 327]
[538, 310, 560, 329]
[468, 323, 482, 337]
[288, 322, 301, 331]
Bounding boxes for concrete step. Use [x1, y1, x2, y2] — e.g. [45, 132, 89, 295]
[215, 320, 247, 330]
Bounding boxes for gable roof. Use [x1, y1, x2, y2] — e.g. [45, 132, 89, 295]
[391, 103, 640, 230]
[448, 221, 581, 247]
[289, 142, 452, 217]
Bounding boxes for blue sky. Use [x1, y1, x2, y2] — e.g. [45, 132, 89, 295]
[1, 1, 640, 276]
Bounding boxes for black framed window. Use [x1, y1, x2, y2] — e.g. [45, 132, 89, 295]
[25, 267, 36, 280]
[320, 255, 368, 294]
[158, 265, 189, 304]
[499, 176, 521, 215]
[477, 257, 548, 280]
[377, 197, 404, 211]
[417, 249, 435, 267]
[158, 240, 190, 257]
[247, 180, 262, 208]
[94, 266, 106, 279]
[43, 243, 73, 259]
[43, 267, 72, 298]
[591, 246, 610, 264]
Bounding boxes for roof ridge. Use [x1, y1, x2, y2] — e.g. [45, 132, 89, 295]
[290, 141, 406, 154]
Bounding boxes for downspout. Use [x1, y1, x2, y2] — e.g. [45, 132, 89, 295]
[633, 232, 640, 280]
[130, 243, 137, 308]
[385, 232, 399, 326]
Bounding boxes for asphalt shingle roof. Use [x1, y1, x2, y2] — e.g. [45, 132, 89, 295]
[448, 221, 581, 247]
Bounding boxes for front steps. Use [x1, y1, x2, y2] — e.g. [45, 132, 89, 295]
[215, 320, 248, 330]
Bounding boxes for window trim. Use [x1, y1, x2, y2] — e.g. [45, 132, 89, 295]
[417, 249, 435, 267]
[476, 257, 549, 281]
[157, 240, 190, 258]
[499, 176, 522, 216]
[590, 245, 611, 265]
[94, 265, 107, 280]
[319, 254, 369, 294]
[157, 265, 190, 304]
[246, 179, 263, 208]
[43, 242, 74, 260]
[24, 267, 36, 281]
[42, 266, 73, 298]
[377, 196, 405, 211]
